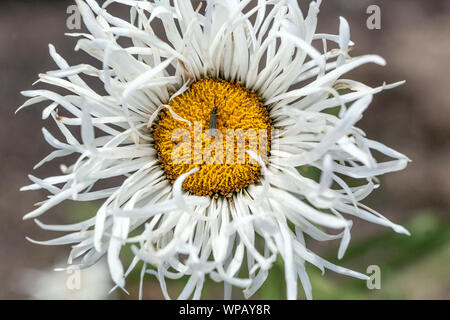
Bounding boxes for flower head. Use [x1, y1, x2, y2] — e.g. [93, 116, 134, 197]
[20, 0, 409, 299]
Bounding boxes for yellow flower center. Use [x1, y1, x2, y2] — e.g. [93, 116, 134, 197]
[153, 79, 271, 197]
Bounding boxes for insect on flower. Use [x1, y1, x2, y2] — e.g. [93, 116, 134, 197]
[19, 0, 410, 300]
[209, 97, 219, 136]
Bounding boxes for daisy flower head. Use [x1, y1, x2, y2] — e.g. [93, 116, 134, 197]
[20, 0, 410, 300]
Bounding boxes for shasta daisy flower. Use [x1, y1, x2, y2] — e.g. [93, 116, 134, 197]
[19, 0, 410, 300]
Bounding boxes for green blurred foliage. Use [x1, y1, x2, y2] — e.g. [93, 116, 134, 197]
[108, 210, 448, 300]
[64, 201, 450, 300]
[259, 211, 450, 300]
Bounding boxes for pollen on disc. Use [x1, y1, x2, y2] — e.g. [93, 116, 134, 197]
[152, 79, 272, 197]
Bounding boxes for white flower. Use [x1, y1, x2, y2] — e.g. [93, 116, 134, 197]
[19, 0, 410, 300]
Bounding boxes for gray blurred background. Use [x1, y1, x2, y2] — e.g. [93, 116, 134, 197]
[0, 0, 449, 299]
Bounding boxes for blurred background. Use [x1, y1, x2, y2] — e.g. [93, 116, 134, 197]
[0, 0, 448, 299]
